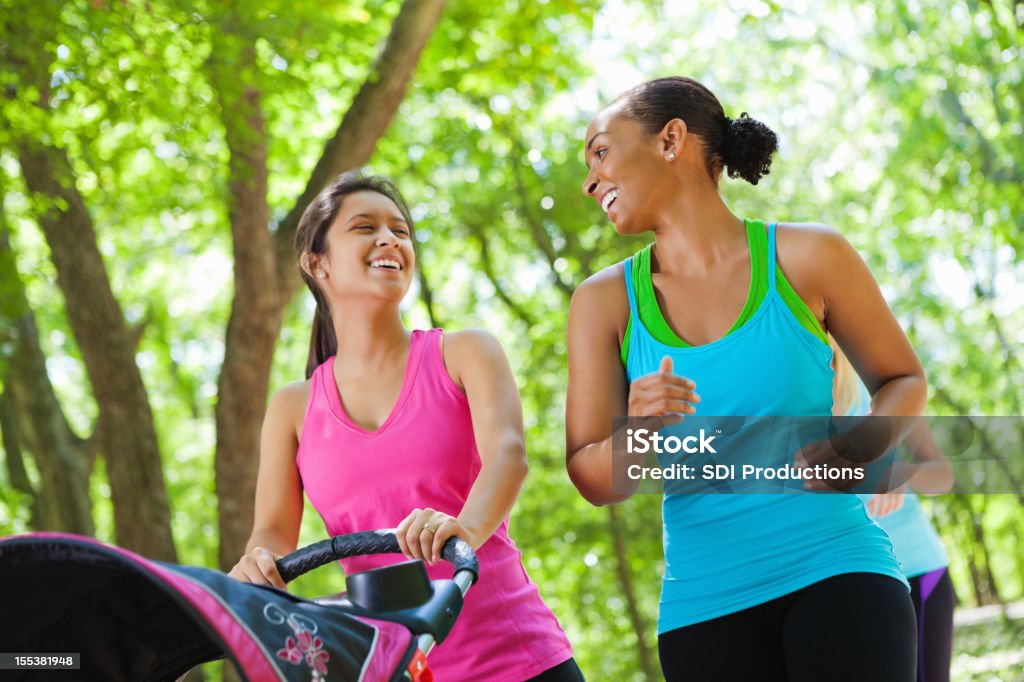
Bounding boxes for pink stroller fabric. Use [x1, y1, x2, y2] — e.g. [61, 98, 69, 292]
[0, 533, 418, 681]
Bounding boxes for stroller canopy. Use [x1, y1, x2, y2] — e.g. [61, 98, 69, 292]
[0, 533, 427, 681]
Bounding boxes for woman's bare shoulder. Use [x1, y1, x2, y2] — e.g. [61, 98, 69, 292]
[266, 380, 312, 435]
[774, 221, 850, 255]
[571, 261, 630, 339]
[573, 261, 629, 316]
[575, 260, 628, 297]
[774, 221, 862, 284]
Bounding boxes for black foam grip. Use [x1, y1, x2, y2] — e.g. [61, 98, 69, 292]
[440, 537, 479, 583]
[277, 530, 479, 584]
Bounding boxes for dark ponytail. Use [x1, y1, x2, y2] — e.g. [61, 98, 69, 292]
[719, 112, 778, 185]
[615, 76, 779, 185]
[293, 172, 415, 379]
[307, 286, 338, 380]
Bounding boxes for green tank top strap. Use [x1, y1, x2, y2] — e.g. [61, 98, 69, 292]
[620, 219, 827, 366]
[775, 258, 827, 345]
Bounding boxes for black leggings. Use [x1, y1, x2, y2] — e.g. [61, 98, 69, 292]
[658, 573, 916, 682]
[527, 657, 585, 681]
[909, 568, 956, 682]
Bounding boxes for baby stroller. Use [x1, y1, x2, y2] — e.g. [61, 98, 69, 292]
[0, 529, 478, 681]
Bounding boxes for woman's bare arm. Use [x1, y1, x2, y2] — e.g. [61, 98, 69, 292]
[228, 382, 307, 587]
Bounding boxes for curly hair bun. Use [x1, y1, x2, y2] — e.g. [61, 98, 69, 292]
[720, 113, 779, 185]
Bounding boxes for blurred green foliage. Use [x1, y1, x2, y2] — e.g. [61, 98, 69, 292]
[1, 0, 1021, 679]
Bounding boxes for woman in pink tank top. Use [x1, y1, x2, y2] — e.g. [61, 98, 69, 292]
[228, 173, 580, 682]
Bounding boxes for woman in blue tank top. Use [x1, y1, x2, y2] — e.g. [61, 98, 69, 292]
[833, 341, 957, 682]
[565, 76, 926, 681]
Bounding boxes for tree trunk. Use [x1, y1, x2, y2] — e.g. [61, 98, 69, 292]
[607, 505, 658, 680]
[16, 141, 176, 560]
[968, 495, 1002, 605]
[210, 0, 450, 573]
[5, 3, 176, 560]
[0, 389, 40, 526]
[207, 30, 280, 573]
[954, 498, 983, 606]
[1, 319, 95, 535]
[1, 218, 95, 534]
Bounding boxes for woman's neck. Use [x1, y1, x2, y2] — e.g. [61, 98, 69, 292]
[331, 304, 410, 366]
[650, 185, 746, 275]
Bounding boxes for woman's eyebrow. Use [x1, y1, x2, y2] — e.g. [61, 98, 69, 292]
[347, 213, 408, 224]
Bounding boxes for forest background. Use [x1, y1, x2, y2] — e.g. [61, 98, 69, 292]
[1, 0, 1021, 680]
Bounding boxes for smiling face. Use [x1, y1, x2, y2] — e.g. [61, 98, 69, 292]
[312, 190, 416, 304]
[582, 103, 680, 235]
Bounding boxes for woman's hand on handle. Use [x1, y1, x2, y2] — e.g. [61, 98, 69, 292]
[397, 508, 476, 566]
[228, 546, 287, 589]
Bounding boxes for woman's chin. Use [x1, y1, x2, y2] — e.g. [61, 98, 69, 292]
[609, 215, 640, 236]
[359, 281, 412, 304]
[606, 211, 624, 233]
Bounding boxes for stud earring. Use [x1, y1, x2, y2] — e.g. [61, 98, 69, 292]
[317, 272, 325, 279]
[667, 152, 676, 160]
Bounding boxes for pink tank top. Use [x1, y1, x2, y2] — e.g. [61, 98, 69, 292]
[296, 329, 572, 681]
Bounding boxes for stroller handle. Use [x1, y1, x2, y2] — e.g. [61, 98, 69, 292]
[276, 529, 479, 585]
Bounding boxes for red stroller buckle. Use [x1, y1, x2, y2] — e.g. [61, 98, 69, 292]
[406, 649, 433, 682]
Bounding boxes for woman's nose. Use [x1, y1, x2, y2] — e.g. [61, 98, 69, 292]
[377, 228, 399, 246]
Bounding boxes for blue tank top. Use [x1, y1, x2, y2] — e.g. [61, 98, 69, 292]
[623, 223, 907, 633]
[864, 493, 949, 577]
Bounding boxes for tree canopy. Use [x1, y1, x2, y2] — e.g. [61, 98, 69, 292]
[1, 1, 1021, 679]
